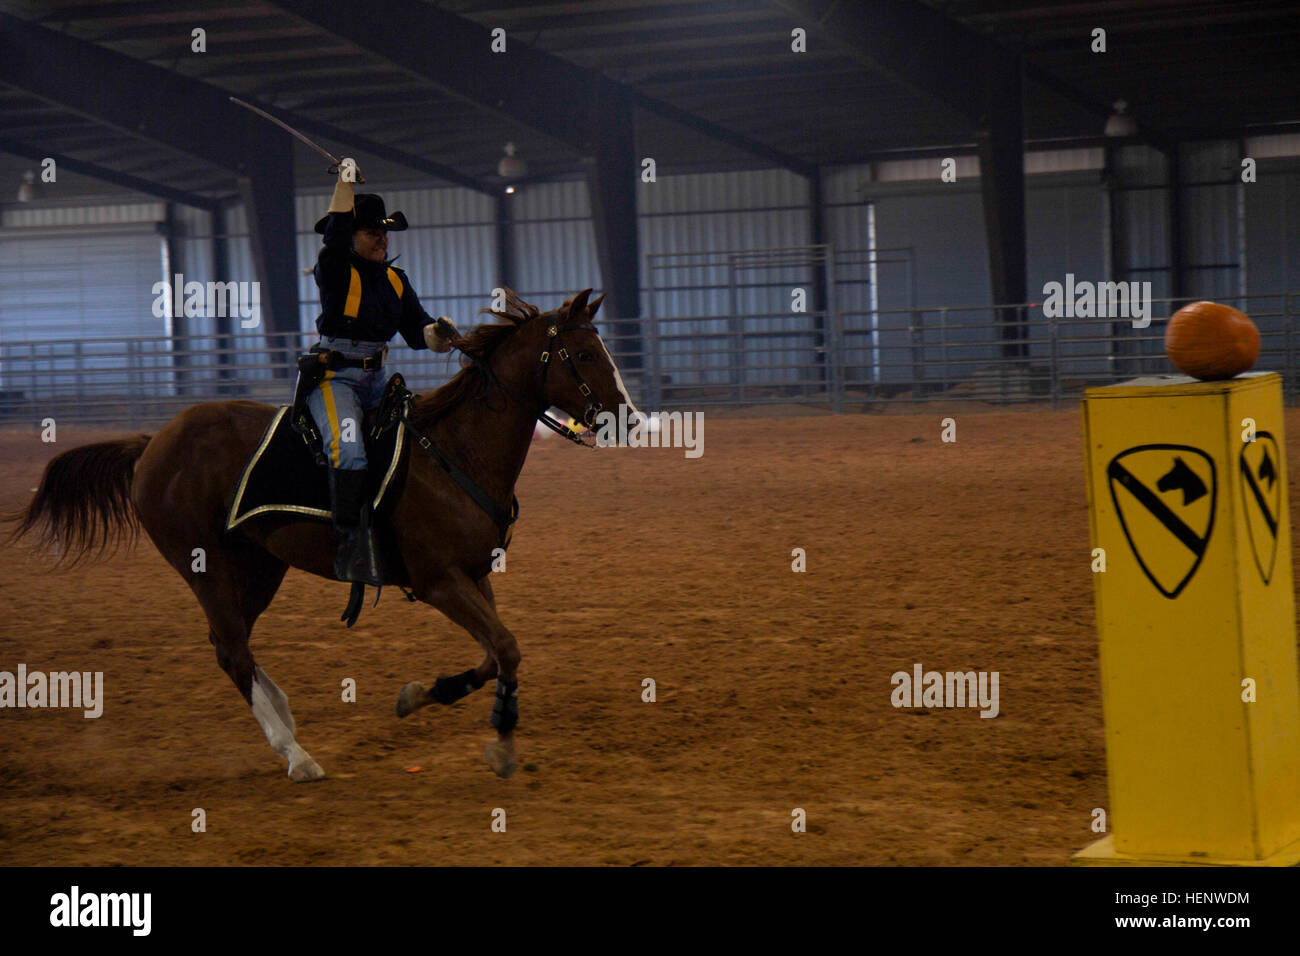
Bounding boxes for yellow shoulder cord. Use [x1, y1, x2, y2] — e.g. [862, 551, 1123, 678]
[344, 266, 362, 319]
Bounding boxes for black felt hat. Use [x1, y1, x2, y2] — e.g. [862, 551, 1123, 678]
[314, 193, 408, 234]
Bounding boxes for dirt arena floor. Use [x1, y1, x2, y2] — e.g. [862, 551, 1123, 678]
[3, 405, 1295, 866]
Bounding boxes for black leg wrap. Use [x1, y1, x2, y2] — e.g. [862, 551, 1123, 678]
[432, 668, 485, 705]
[490, 679, 519, 733]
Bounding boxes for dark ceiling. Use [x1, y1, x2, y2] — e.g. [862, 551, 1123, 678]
[0, 0, 1297, 202]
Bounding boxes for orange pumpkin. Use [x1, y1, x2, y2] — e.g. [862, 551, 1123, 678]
[1164, 301, 1260, 381]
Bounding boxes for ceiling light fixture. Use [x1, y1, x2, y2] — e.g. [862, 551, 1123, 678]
[1105, 100, 1137, 138]
[16, 169, 43, 202]
[497, 141, 528, 180]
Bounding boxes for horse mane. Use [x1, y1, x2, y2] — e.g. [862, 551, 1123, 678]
[408, 288, 543, 428]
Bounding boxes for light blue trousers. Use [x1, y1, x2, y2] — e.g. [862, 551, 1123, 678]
[303, 337, 387, 471]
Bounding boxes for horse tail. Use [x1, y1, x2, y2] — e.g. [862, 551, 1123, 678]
[5, 434, 152, 565]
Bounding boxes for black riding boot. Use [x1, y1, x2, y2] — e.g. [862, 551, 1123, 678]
[329, 467, 383, 586]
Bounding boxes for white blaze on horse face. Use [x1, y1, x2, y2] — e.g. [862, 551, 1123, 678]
[596, 338, 641, 420]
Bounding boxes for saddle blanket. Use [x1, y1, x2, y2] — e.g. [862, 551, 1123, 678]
[225, 404, 409, 531]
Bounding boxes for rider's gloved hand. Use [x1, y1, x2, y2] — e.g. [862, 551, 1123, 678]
[335, 157, 361, 183]
[327, 157, 361, 214]
[424, 317, 458, 353]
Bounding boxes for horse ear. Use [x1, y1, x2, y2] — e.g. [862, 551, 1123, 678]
[587, 293, 605, 318]
[569, 289, 592, 317]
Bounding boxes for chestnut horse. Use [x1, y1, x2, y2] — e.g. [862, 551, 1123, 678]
[8, 289, 637, 781]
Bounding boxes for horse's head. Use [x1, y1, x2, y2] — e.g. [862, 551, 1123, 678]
[533, 289, 641, 429]
[424, 288, 643, 438]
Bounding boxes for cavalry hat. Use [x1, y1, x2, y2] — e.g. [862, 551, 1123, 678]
[314, 193, 408, 234]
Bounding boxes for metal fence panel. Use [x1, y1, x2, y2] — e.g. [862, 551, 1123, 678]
[3, 290, 1299, 425]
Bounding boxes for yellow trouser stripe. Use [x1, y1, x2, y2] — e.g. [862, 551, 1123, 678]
[344, 267, 362, 318]
[386, 267, 403, 299]
[320, 370, 342, 467]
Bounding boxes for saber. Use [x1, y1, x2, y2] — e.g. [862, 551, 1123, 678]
[228, 96, 365, 182]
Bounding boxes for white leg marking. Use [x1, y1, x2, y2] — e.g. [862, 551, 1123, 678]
[254, 665, 295, 736]
[251, 670, 324, 781]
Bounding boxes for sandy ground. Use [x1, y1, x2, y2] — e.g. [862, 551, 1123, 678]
[1, 406, 1288, 866]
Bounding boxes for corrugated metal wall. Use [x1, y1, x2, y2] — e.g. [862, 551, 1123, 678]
[1027, 174, 1110, 377]
[0, 201, 163, 228]
[3, 134, 1300, 402]
[1181, 141, 1241, 300]
[0, 201, 170, 394]
[506, 170, 820, 390]
[1112, 145, 1171, 306]
[1245, 157, 1300, 294]
[640, 169, 814, 389]
[831, 166, 1110, 384]
[509, 179, 598, 313]
[1108, 142, 1245, 303]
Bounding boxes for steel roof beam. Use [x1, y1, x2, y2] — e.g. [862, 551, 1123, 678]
[268, 0, 815, 177]
[0, 137, 220, 211]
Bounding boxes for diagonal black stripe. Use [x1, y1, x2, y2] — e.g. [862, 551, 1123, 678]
[1240, 455, 1278, 537]
[1108, 461, 1207, 556]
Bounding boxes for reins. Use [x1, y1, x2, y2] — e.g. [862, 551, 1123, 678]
[399, 411, 518, 547]
[398, 315, 605, 548]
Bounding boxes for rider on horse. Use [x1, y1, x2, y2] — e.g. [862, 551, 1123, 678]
[305, 158, 457, 586]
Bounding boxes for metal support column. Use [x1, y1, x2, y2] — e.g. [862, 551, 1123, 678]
[495, 192, 514, 292]
[236, 129, 298, 379]
[977, 51, 1028, 360]
[585, 87, 643, 378]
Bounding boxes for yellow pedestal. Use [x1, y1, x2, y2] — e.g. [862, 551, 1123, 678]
[1076, 371, 1300, 866]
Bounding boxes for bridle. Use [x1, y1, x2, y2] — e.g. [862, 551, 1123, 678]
[394, 314, 604, 552]
[469, 318, 605, 447]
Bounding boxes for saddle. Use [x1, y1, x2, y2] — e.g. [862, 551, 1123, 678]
[226, 368, 519, 628]
[225, 373, 411, 558]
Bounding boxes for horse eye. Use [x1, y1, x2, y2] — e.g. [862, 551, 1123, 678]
[577, 350, 595, 362]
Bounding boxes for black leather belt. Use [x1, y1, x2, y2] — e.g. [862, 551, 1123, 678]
[308, 345, 385, 371]
[330, 352, 384, 371]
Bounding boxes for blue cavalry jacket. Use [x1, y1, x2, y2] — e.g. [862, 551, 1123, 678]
[314, 209, 435, 348]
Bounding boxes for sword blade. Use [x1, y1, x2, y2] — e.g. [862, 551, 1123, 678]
[229, 97, 363, 181]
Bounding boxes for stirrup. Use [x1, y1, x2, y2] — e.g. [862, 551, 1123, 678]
[342, 583, 364, 628]
[339, 583, 386, 629]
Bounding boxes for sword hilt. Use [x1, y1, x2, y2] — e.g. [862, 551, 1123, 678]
[327, 162, 366, 184]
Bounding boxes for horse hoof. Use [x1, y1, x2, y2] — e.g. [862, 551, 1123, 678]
[485, 739, 517, 778]
[288, 757, 326, 782]
[396, 682, 428, 718]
